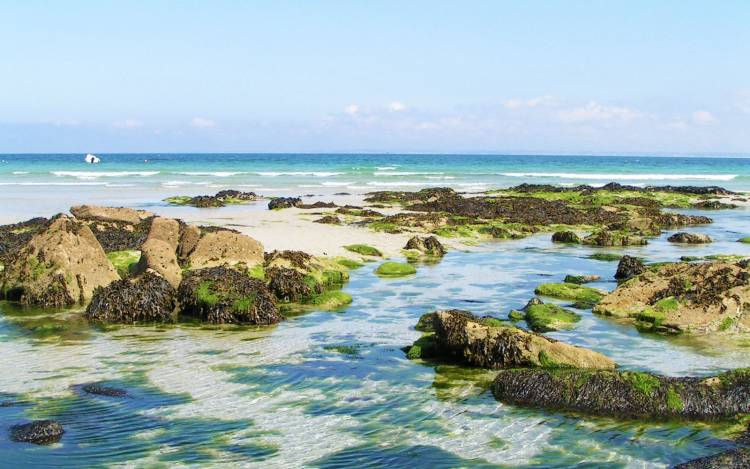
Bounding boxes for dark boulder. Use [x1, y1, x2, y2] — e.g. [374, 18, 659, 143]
[266, 267, 321, 302]
[82, 383, 128, 397]
[300, 201, 337, 209]
[314, 215, 341, 225]
[491, 368, 750, 421]
[674, 448, 750, 468]
[614, 255, 646, 280]
[404, 236, 446, 256]
[85, 272, 177, 323]
[178, 267, 281, 325]
[268, 197, 302, 210]
[551, 231, 581, 244]
[668, 232, 713, 244]
[10, 420, 64, 445]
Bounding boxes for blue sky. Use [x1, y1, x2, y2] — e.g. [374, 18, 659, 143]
[1, 1, 748, 154]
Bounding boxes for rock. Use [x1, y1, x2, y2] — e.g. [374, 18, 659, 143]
[523, 297, 544, 309]
[563, 274, 601, 284]
[133, 217, 182, 287]
[178, 267, 281, 325]
[0, 217, 48, 266]
[551, 231, 581, 244]
[668, 232, 713, 244]
[267, 267, 321, 302]
[314, 215, 341, 225]
[177, 224, 202, 261]
[264, 250, 314, 269]
[614, 255, 646, 280]
[674, 448, 750, 468]
[85, 272, 177, 323]
[9, 420, 64, 445]
[582, 231, 648, 246]
[534, 283, 605, 307]
[1, 215, 120, 307]
[70, 205, 153, 225]
[165, 190, 259, 208]
[594, 260, 750, 334]
[491, 367, 750, 421]
[82, 383, 128, 397]
[187, 229, 264, 270]
[523, 303, 581, 332]
[147, 217, 180, 248]
[692, 200, 737, 210]
[268, 197, 302, 210]
[404, 236, 446, 256]
[410, 310, 614, 369]
[300, 201, 337, 209]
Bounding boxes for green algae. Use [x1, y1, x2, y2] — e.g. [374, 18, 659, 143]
[588, 253, 623, 262]
[738, 237, 750, 243]
[163, 195, 193, 205]
[336, 258, 364, 269]
[106, 250, 141, 279]
[310, 290, 352, 310]
[666, 385, 685, 411]
[247, 264, 265, 281]
[344, 244, 382, 257]
[534, 282, 604, 306]
[375, 262, 417, 277]
[405, 333, 437, 360]
[625, 371, 661, 397]
[323, 345, 361, 356]
[524, 304, 581, 332]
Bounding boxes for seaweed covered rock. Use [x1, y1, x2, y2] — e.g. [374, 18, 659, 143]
[81, 383, 128, 397]
[582, 231, 648, 247]
[9, 420, 64, 445]
[551, 231, 581, 244]
[534, 282, 605, 307]
[178, 267, 281, 325]
[70, 205, 153, 225]
[491, 368, 750, 421]
[523, 302, 581, 332]
[85, 272, 177, 323]
[404, 236, 446, 257]
[1, 215, 120, 306]
[668, 232, 713, 244]
[614, 255, 646, 281]
[409, 310, 614, 369]
[70, 205, 154, 252]
[594, 260, 750, 334]
[165, 190, 260, 208]
[0, 217, 48, 266]
[674, 448, 750, 468]
[264, 250, 351, 303]
[267, 267, 321, 302]
[268, 197, 302, 210]
[314, 215, 341, 225]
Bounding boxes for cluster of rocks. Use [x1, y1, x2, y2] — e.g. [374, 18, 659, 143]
[509, 182, 734, 197]
[165, 190, 260, 208]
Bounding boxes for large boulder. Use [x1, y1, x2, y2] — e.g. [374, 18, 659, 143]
[614, 255, 646, 280]
[668, 232, 713, 244]
[178, 267, 281, 325]
[551, 231, 581, 244]
[410, 310, 614, 370]
[594, 260, 750, 334]
[10, 420, 64, 445]
[1, 215, 119, 306]
[492, 367, 750, 421]
[187, 229, 264, 270]
[85, 272, 177, 323]
[70, 205, 153, 225]
[134, 217, 182, 288]
[404, 236, 446, 256]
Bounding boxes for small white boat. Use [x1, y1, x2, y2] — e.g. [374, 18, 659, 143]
[85, 153, 101, 164]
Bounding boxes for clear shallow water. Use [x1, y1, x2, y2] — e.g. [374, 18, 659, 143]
[2, 203, 750, 467]
[1, 153, 749, 223]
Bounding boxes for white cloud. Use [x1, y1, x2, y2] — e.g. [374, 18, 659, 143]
[504, 95, 555, 109]
[344, 104, 360, 115]
[112, 118, 144, 129]
[388, 101, 406, 112]
[691, 110, 717, 125]
[557, 101, 642, 123]
[190, 117, 217, 128]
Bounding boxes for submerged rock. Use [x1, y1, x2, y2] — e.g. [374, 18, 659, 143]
[614, 255, 646, 281]
[404, 236, 446, 257]
[491, 368, 750, 421]
[82, 383, 128, 397]
[268, 197, 302, 210]
[668, 232, 713, 244]
[408, 310, 614, 369]
[9, 420, 64, 445]
[178, 267, 281, 325]
[594, 260, 750, 334]
[1, 215, 119, 306]
[85, 272, 177, 323]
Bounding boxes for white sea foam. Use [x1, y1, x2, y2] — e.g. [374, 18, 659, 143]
[0, 182, 108, 186]
[52, 170, 160, 178]
[11, 171, 29, 175]
[365, 181, 443, 187]
[176, 171, 245, 177]
[373, 171, 445, 176]
[255, 171, 344, 177]
[376, 166, 398, 170]
[321, 181, 354, 187]
[500, 172, 737, 181]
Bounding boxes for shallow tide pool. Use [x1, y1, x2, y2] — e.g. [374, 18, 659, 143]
[2, 208, 750, 468]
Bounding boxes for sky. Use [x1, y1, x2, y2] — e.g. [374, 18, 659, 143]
[0, 1, 749, 154]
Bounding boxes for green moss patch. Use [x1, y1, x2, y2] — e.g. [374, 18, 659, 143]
[310, 291, 353, 310]
[336, 258, 364, 269]
[163, 195, 193, 205]
[534, 282, 604, 306]
[106, 250, 141, 279]
[405, 333, 437, 359]
[247, 264, 265, 281]
[375, 262, 417, 277]
[344, 244, 382, 257]
[324, 344, 361, 356]
[625, 371, 661, 397]
[588, 253, 623, 262]
[738, 237, 750, 244]
[524, 304, 581, 332]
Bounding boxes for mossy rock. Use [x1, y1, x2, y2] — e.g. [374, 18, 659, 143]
[336, 258, 364, 269]
[405, 333, 438, 359]
[344, 244, 382, 257]
[588, 253, 623, 262]
[106, 250, 141, 279]
[375, 262, 417, 277]
[534, 282, 604, 307]
[739, 237, 750, 244]
[524, 304, 581, 332]
[247, 264, 265, 281]
[310, 290, 352, 310]
[508, 310, 525, 321]
[163, 195, 193, 205]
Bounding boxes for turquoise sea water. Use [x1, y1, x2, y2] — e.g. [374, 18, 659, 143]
[2, 154, 750, 467]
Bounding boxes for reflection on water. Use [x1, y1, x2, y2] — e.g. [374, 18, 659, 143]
[1, 209, 749, 467]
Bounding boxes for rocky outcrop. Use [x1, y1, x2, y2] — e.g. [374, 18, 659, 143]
[614, 255, 646, 280]
[85, 272, 177, 323]
[9, 420, 64, 445]
[410, 310, 614, 370]
[135, 217, 182, 288]
[404, 236, 446, 256]
[267, 267, 321, 302]
[1, 215, 119, 307]
[186, 229, 264, 270]
[582, 231, 648, 246]
[594, 260, 750, 334]
[551, 231, 581, 244]
[178, 267, 281, 325]
[0, 217, 48, 266]
[491, 368, 750, 421]
[70, 205, 153, 225]
[668, 232, 713, 244]
[268, 197, 302, 210]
